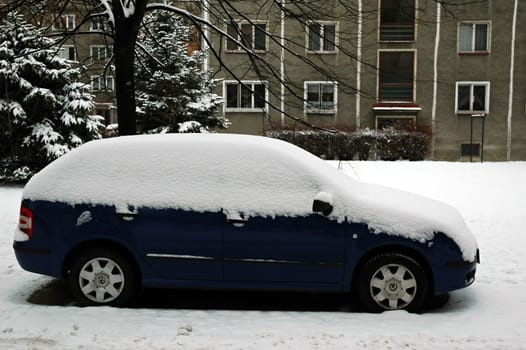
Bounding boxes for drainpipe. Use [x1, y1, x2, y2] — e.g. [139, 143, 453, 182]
[355, 0, 363, 129]
[203, 0, 210, 73]
[431, 2, 441, 159]
[507, 0, 518, 160]
[280, 0, 286, 127]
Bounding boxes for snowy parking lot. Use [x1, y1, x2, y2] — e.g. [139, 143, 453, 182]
[1, 161, 525, 349]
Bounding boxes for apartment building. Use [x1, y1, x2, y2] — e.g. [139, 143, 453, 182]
[6, 0, 523, 160]
[206, 0, 526, 161]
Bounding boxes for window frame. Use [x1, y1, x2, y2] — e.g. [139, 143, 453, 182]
[455, 81, 490, 115]
[304, 81, 338, 115]
[223, 80, 268, 112]
[91, 75, 115, 92]
[457, 21, 491, 54]
[377, 49, 416, 103]
[90, 17, 108, 32]
[306, 21, 339, 54]
[224, 21, 268, 53]
[52, 14, 76, 31]
[58, 45, 76, 61]
[90, 45, 113, 63]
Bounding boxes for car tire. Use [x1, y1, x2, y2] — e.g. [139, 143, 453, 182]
[356, 252, 429, 313]
[68, 247, 138, 307]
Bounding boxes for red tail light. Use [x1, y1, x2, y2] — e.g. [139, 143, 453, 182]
[19, 206, 33, 239]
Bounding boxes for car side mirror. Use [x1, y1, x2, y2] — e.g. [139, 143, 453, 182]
[312, 199, 333, 216]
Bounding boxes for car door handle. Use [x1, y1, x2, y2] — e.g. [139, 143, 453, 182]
[226, 218, 249, 228]
[116, 212, 138, 221]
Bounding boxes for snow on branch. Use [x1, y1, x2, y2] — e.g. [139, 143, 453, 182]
[98, 0, 115, 27]
[120, 0, 136, 18]
[93, 0, 137, 29]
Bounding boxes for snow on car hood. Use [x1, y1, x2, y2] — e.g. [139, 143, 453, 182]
[333, 180, 478, 261]
[22, 134, 478, 261]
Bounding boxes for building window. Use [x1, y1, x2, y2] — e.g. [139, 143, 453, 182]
[226, 22, 267, 52]
[461, 143, 481, 157]
[307, 22, 337, 53]
[458, 22, 490, 53]
[380, 0, 415, 41]
[52, 14, 75, 31]
[304, 82, 337, 114]
[90, 45, 112, 62]
[91, 75, 114, 91]
[58, 45, 76, 61]
[90, 18, 108, 31]
[224, 81, 266, 111]
[455, 82, 490, 114]
[378, 51, 414, 102]
[376, 116, 416, 130]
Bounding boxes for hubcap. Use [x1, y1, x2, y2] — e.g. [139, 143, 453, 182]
[369, 263, 417, 310]
[95, 273, 109, 288]
[78, 257, 125, 304]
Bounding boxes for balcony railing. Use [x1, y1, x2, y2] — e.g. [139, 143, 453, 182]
[379, 83, 414, 101]
[380, 23, 415, 41]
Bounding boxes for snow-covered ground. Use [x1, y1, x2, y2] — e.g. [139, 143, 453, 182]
[1, 161, 525, 349]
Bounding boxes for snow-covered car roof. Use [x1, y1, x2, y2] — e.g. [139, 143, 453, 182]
[23, 133, 477, 260]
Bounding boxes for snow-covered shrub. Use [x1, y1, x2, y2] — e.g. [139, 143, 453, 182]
[135, 10, 228, 133]
[348, 129, 376, 160]
[267, 127, 430, 161]
[376, 128, 430, 161]
[103, 123, 119, 138]
[0, 12, 103, 183]
[0, 157, 33, 183]
[178, 121, 207, 133]
[266, 130, 356, 160]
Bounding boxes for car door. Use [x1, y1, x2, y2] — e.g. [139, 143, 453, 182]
[222, 212, 347, 286]
[119, 206, 223, 281]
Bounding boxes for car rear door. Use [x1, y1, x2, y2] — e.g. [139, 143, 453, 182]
[120, 207, 223, 281]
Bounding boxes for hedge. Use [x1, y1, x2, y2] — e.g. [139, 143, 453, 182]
[266, 128, 430, 161]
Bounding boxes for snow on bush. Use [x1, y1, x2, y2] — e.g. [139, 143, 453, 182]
[267, 128, 430, 161]
[375, 128, 430, 161]
[178, 121, 207, 133]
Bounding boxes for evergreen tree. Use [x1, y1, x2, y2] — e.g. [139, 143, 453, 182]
[0, 12, 103, 182]
[135, 10, 228, 133]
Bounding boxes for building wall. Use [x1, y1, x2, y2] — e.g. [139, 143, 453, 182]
[510, 1, 526, 160]
[434, 1, 513, 161]
[208, 0, 526, 161]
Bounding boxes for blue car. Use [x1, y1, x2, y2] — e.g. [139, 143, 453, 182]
[13, 134, 479, 312]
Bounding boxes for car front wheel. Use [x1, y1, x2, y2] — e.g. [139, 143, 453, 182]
[356, 252, 429, 313]
[69, 248, 138, 306]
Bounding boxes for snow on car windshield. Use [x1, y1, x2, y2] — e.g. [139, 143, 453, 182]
[22, 134, 477, 260]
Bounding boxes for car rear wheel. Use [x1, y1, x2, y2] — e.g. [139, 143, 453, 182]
[69, 248, 138, 306]
[356, 252, 429, 313]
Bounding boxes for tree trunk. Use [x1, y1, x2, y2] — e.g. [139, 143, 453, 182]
[112, 0, 147, 136]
